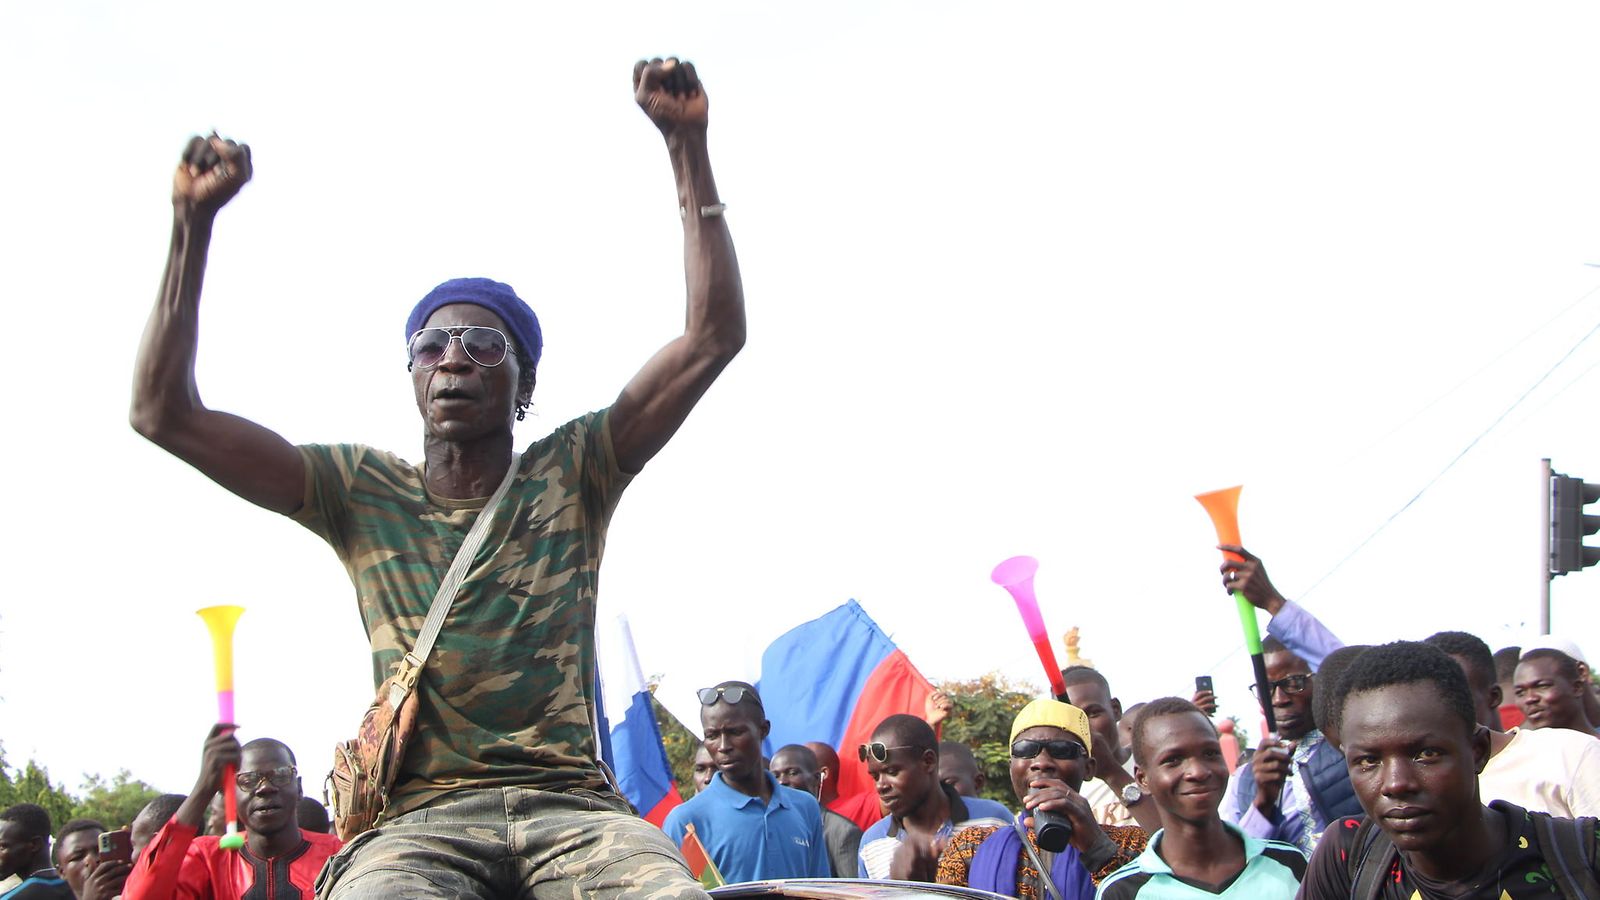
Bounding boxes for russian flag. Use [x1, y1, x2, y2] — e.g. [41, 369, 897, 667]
[757, 600, 935, 820]
[596, 615, 683, 827]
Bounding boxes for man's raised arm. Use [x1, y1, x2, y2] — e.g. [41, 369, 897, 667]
[610, 58, 746, 474]
[130, 135, 305, 515]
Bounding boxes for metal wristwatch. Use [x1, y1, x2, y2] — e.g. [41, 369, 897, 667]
[1121, 782, 1145, 805]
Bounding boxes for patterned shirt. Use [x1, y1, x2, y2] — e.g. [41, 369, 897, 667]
[937, 821, 1148, 897]
[293, 410, 629, 813]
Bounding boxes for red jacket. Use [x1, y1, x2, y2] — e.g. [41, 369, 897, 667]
[124, 818, 341, 900]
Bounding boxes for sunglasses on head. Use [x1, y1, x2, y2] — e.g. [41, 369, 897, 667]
[698, 686, 754, 706]
[1010, 739, 1087, 761]
[858, 742, 917, 763]
[407, 326, 513, 370]
[235, 765, 297, 791]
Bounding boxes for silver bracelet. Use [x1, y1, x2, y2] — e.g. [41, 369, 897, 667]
[680, 202, 728, 219]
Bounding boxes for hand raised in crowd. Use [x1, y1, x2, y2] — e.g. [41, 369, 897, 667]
[1021, 776, 1102, 854]
[78, 853, 131, 900]
[1249, 737, 1294, 813]
[1218, 544, 1287, 616]
[925, 690, 954, 728]
[196, 722, 242, 794]
[173, 133, 252, 218]
[1191, 688, 1218, 716]
[633, 57, 708, 139]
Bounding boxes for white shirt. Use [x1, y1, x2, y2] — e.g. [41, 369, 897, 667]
[1478, 725, 1600, 818]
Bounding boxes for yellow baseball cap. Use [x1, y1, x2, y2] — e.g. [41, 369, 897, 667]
[1009, 698, 1093, 755]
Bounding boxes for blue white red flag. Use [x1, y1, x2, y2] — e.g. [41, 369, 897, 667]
[596, 615, 683, 827]
[757, 600, 935, 814]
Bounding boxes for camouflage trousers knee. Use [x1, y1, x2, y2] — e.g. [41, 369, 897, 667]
[315, 786, 709, 900]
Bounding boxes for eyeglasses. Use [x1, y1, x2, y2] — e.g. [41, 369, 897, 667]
[407, 326, 513, 370]
[236, 765, 297, 791]
[1250, 674, 1313, 697]
[1011, 739, 1088, 761]
[858, 742, 916, 763]
[698, 686, 754, 706]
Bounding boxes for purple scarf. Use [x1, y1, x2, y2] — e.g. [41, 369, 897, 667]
[968, 814, 1097, 900]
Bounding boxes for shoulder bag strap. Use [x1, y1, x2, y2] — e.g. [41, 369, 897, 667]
[1349, 818, 1395, 900]
[1528, 811, 1600, 900]
[386, 458, 520, 706]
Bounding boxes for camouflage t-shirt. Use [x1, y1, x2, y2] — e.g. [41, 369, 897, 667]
[292, 409, 629, 814]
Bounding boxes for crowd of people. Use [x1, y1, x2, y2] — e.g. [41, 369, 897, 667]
[5, 55, 1598, 900]
[645, 545, 1600, 899]
[4, 550, 1596, 899]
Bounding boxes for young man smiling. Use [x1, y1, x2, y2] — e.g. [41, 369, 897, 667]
[124, 725, 340, 900]
[663, 683, 829, 883]
[1298, 641, 1600, 899]
[1097, 697, 1306, 900]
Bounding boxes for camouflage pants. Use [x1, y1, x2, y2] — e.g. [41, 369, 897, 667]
[315, 787, 710, 900]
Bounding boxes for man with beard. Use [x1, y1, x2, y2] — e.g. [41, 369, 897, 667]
[124, 725, 341, 899]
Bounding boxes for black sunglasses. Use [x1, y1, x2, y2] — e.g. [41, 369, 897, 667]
[858, 742, 916, 763]
[1011, 739, 1087, 761]
[698, 686, 753, 706]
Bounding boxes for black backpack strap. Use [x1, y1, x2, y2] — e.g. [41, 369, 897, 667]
[1346, 818, 1395, 900]
[1527, 811, 1600, 900]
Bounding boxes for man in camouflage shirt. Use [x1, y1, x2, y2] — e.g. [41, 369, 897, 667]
[131, 58, 744, 899]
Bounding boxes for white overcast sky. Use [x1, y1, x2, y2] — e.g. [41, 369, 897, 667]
[3, 2, 1599, 796]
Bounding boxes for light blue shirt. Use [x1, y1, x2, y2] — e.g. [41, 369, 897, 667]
[663, 771, 830, 883]
[1096, 822, 1307, 899]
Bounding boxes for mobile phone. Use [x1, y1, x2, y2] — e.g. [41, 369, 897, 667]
[98, 830, 132, 866]
[1195, 675, 1214, 694]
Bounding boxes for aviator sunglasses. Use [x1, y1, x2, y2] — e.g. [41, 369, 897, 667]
[407, 326, 513, 370]
[1010, 739, 1087, 761]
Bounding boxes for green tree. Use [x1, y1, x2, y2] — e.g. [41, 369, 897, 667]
[0, 757, 77, 830]
[71, 771, 162, 830]
[936, 673, 1042, 807]
[653, 692, 701, 802]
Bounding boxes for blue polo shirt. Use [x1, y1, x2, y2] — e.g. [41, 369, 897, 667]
[663, 771, 830, 883]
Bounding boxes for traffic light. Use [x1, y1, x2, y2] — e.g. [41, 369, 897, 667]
[1551, 472, 1600, 576]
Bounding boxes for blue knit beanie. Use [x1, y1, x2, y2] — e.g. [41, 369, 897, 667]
[406, 277, 543, 369]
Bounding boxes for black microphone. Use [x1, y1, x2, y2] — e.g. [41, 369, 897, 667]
[1028, 787, 1073, 852]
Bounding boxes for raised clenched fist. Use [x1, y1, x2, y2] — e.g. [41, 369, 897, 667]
[173, 133, 252, 217]
[633, 57, 708, 138]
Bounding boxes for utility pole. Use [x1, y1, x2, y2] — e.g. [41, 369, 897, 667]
[1540, 458, 1552, 633]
